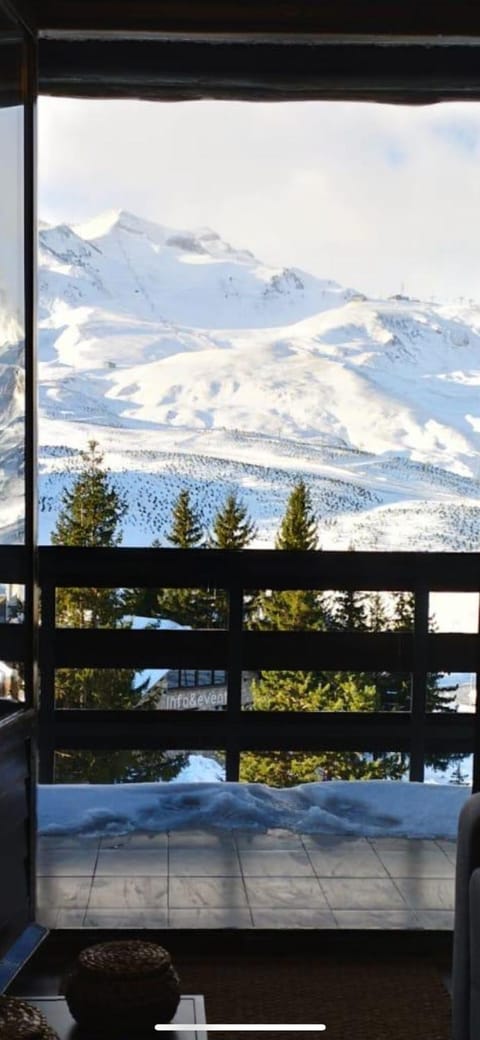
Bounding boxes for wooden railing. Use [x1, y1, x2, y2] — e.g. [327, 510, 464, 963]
[24, 546, 480, 785]
[1, 546, 478, 784]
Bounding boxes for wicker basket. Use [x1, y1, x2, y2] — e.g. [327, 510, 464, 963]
[0, 997, 59, 1039]
[64, 940, 181, 1032]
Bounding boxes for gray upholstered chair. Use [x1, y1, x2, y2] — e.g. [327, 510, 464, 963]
[452, 793, 480, 1040]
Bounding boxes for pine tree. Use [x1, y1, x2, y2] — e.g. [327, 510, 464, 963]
[52, 440, 126, 549]
[373, 590, 458, 774]
[53, 441, 128, 639]
[378, 591, 457, 715]
[242, 484, 404, 785]
[157, 584, 214, 630]
[167, 489, 204, 548]
[393, 591, 414, 633]
[450, 760, 468, 785]
[254, 588, 326, 632]
[52, 441, 186, 782]
[207, 492, 257, 627]
[251, 481, 326, 635]
[240, 670, 403, 785]
[241, 485, 407, 785]
[331, 546, 367, 631]
[367, 591, 388, 632]
[333, 588, 368, 631]
[54, 748, 186, 785]
[210, 492, 257, 549]
[123, 539, 161, 618]
[155, 489, 213, 627]
[275, 479, 317, 550]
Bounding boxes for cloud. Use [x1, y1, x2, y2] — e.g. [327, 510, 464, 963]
[39, 97, 480, 301]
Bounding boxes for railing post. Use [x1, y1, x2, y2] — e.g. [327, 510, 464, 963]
[409, 586, 429, 782]
[226, 585, 243, 782]
[38, 580, 55, 783]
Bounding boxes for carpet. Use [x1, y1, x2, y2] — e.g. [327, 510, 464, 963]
[174, 951, 451, 1040]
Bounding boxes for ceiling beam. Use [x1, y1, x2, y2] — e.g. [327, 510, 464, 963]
[34, 1, 480, 41]
[39, 36, 480, 103]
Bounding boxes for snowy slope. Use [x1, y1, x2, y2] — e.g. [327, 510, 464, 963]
[3, 208, 480, 549]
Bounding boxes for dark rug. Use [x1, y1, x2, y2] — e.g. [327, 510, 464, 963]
[174, 951, 451, 1040]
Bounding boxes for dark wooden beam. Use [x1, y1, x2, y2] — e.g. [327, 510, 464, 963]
[33, 1, 480, 40]
[0, 546, 26, 583]
[49, 707, 474, 754]
[43, 627, 480, 673]
[38, 37, 480, 103]
[0, 624, 27, 663]
[38, 545, 480, 592]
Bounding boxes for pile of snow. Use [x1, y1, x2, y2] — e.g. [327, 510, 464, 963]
[38, 779, 470, 840]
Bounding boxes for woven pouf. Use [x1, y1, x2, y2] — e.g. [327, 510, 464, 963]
[64, 940, 181, 1032]
[0, 997, 59, 1040]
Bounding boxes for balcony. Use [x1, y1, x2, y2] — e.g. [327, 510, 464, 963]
[0, 543, 475, 935]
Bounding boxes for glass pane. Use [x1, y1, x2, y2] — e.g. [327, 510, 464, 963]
[36, 97, 480, 563]
[0, 42, 24, 545]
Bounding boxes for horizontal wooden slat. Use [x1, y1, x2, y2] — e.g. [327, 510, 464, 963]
[38, 546, 480, 591]
[50, 709, 474, 754]
[0, 545, 26, 583]
[0, 623, 26, 662]
[49, 627, 228, 668]
[45, 627, 480, 672]
[246, 631, 479, 672]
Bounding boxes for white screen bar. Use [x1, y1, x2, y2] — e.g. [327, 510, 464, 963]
[155, 1025, 326, 1032]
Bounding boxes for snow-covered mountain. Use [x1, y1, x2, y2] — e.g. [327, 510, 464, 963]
[3, 208, 480, 552]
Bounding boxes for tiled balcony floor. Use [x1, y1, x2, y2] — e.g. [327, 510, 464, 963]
[36, 830, 456, 930]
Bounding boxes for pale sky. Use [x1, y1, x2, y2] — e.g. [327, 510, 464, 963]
[0, 106, 23, 320]
[39, 96, 480, 303]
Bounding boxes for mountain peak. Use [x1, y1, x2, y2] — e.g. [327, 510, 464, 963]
[72, 209, 148, 241]
[72, 210, 247, 259]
